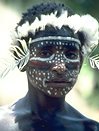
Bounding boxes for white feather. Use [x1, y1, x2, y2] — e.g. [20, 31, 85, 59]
[0, 52, 17, 78]
[89, 54, 99, 69]
[10, 39, 30, 71]
[17, 21, 29, 37]
[0, 39, 30, 78]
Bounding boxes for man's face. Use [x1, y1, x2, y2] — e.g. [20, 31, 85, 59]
[27, 35, 81, 97]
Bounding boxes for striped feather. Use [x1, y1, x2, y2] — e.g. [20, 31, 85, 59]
[0, 39, 30, 79]
[89, 54, 99, 69]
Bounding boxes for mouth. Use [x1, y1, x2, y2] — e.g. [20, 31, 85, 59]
[43, 78, 71, 87]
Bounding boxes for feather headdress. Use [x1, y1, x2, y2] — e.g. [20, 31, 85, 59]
[17, 11, 99, 54]
[0, 10, 99, 78]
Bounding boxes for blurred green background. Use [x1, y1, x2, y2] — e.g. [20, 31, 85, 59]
[1, 0, 99, 18]
[0, 0, 99, 121]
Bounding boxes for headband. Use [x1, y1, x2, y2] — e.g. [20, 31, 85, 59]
[29, 36, 81, 45]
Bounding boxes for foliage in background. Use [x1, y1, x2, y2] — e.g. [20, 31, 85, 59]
[1, 0, 99, 20]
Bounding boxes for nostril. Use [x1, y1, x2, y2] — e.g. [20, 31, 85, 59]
[52, 63, 67, 74]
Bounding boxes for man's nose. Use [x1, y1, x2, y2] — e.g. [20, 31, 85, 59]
[52, 63, 67, 75]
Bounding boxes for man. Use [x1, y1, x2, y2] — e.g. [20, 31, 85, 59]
[0, 2, 99, 131]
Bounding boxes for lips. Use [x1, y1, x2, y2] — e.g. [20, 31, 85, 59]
[46, 77, 70, 83]
[46, 80, 68, 83]
[43, 78, 71, 87]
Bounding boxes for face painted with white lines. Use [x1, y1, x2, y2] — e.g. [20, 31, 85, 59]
[27, 35, 81, 97]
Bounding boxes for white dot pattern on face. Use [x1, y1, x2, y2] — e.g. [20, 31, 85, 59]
[30, 40, 79, 62]
[47, 90, 51, 95]
[41, 42, 44, 45]
[45, 85, 73, 96]
[30, 65, 77, 96]
[29, 67, 78, 96]
[46, 41, 48, 44]
[29, 40, 80, 96]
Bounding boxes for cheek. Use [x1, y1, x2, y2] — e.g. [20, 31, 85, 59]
[28, 60, 52, 83]
[67, 61, 81, 82]
[27, 63, 51, 85]
[28, 61, 50, 70]
[29, 67, 43, 80]
[68, 61, 81, 71]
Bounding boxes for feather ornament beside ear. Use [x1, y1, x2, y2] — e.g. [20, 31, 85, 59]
[0, 38, 30, 79]
[89, 44, 99, 69]
[89, 54, 99, 69]
[10, 39, 30, 71]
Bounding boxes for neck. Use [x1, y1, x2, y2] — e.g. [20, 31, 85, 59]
[27, 80, 65, 116]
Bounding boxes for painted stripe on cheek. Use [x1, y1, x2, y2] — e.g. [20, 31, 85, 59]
[28, 61, 50, 69]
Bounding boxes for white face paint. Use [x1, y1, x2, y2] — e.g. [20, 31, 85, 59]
[27, 38, 81, 97]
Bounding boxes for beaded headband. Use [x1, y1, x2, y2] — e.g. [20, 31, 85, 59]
[0, 10, 99, 78]
[29, 36, 81, 45]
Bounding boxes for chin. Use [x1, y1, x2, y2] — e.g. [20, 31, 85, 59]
[42, 88, 72, 98]
[47, 93, 66, 98]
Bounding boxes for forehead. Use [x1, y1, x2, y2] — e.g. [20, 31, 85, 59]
[29, 26, 81, 47]
[34, 26, 79, 39]
[29, 26, 81, 51]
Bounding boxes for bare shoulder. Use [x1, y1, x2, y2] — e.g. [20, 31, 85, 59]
[0, 105, 20, 131]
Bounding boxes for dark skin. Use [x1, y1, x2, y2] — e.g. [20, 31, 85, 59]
[26, 28, 82, 114]
[28, 81, 65, 115]
[0, 28, 98, 131]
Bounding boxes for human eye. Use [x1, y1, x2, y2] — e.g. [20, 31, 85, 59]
[36, 45, 53, 58]
[40, 49, 53, 58]
[64, 44, 80, 60]
[65, 51, 79, 60]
